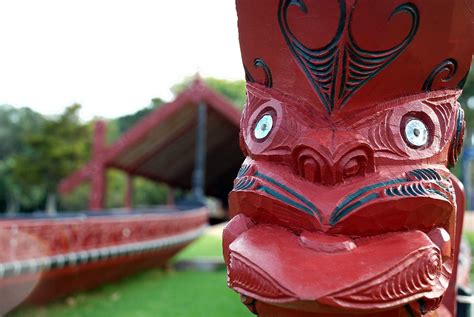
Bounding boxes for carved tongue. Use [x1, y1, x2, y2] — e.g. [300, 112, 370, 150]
[228, 225, 445, 308]
[299, 231, 356, 253]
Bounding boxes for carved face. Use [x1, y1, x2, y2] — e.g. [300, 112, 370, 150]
[224, 83, 464, 315]
[224, 0, 472, 316]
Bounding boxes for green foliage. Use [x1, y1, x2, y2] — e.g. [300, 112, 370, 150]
[108, 98, 164, 143]
[103, 170, 169, 210]
[456, 65, 474, 179]
[459, 64, 474, 132]
[0, 105, 45, 160]
[171, 76, 246, 108]
[0, 106, 46, 212]
[133, 177, 169, 207]
[59, 183, 90, 211]
[105, 169, 128, 209]
[174, 234, 223, 260]
[11, 105, 91, 211]
[465, 232, 474, 280]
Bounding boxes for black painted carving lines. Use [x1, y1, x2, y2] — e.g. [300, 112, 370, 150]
[245, 58, 273, 88]
[422, 58, 458, 92]
[278, 0, 419, 113]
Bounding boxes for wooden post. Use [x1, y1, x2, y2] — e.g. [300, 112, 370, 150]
[192, 102, 207, 203]
[124, 173, 134, 210]
[89, 121, 107, 211]
[167, 187, 175, 206]
[225, 1, 474, 316]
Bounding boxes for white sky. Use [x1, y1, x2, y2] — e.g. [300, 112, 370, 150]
[0, 0, 244, 120]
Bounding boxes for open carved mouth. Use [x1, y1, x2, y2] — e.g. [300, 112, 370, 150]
[224, 215, 451, 314]
[225, 165, 455, 314]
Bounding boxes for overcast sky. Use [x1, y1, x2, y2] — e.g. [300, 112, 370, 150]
[0, 0, 244, 120]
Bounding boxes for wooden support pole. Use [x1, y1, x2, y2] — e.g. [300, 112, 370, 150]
[192, 102, 207, 203]
[124, 173, 134, 210]
[89, 163, 106, 211]
[167, 187, 175, 206]
[89, 121, 107, 211]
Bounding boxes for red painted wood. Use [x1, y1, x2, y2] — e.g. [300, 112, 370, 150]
[89, 162, 106, 211]
[225, 1, 474, 316]
[0, 209, 206, 260]
[2, 245, 185, 308]
[88, 121, 108, 210]
[0, 208, 208, 312]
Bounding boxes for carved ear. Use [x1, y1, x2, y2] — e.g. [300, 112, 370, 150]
[448, 107, 465, 168]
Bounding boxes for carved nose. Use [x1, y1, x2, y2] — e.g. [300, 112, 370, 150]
[293, 143, 375, 186]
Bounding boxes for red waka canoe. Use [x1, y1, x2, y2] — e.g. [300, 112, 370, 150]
[0, 206, 208, 313]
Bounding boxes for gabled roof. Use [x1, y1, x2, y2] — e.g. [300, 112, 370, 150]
[59, 80, 244, 202]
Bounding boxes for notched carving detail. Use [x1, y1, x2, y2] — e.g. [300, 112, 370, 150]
[229, 253, 296, 300]
[245, 58, 273, 88]
[326, 247, 442, 309]
[422, 58, 459, 92]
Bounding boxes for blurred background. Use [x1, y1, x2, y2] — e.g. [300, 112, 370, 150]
[0, 1, 473, 316]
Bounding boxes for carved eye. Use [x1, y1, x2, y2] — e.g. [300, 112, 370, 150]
[254, 114, 273, 140]
[404, 119, 429, 147]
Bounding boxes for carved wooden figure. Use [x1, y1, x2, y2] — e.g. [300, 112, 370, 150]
[223, 1, 474, 316]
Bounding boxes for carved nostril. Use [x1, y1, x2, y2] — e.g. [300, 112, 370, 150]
[343, 158, 362, 179]
[293, 144, 375, 186]
[300, 157, 320, 184]
[293, 147, 329, 185]
[338, 147, 374, 182]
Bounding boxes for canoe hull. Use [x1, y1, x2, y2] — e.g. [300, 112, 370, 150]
[0, 207, 208, 311]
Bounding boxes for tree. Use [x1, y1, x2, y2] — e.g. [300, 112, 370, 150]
[0, 105, 45, 213]
[12, 104, 91, 213]
[459, 64, 474, 133]
[171, 76, 246, 108]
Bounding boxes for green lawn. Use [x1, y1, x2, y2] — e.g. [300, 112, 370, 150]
[9, 235, 250, 317]
[465, 232, 474, 251]
[10, 232, 474, 317]
[466, 232, 474, 281]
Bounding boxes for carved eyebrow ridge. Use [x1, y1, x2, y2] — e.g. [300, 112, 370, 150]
[330, 178, 408, 225]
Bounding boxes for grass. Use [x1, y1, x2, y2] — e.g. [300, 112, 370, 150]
[465, 232, 474, 251]
[11, 231, 474, 317]
[466, 232, 474, 281]
[173, 234, 224, 260]
[9, 235, 250, 317]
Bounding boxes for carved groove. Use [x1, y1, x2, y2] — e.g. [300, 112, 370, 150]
[229, 254, 294, 299]
[278, 0, 419, 112]
[245, 59, 273, 88]
[328, 247, 442, 307]
[422, 58, 458, 92]
[331, 169, 453, 224]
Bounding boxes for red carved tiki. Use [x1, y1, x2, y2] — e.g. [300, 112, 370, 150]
[223, 1, 474, 316]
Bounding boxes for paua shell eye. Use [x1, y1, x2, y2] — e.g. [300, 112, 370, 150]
[254, 114, 273, 140]
[404, 119, 429, 147]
